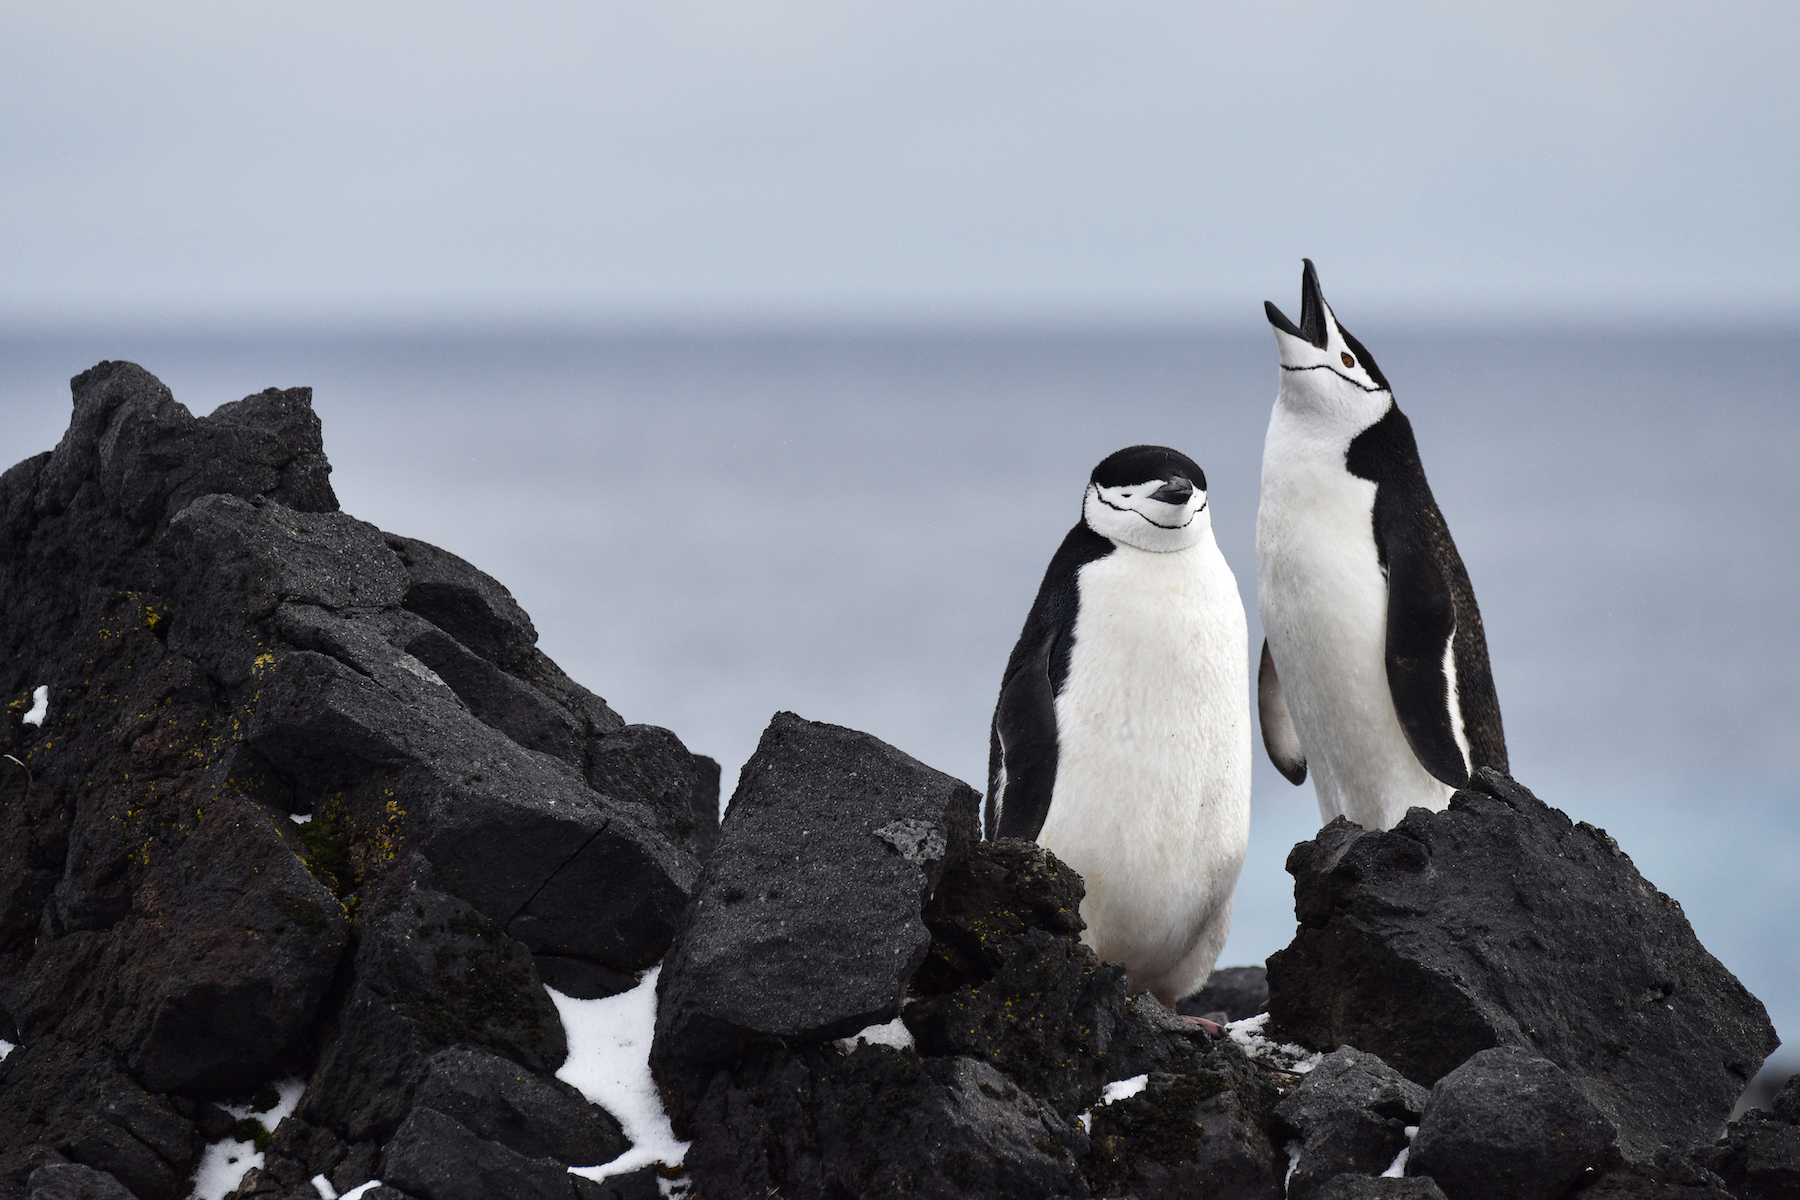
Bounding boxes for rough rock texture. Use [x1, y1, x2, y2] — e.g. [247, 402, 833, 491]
[0, 363, 717, 1200]
[686, 1046, 1091, 1200]
[1267, 769, 1778, 1164]
[670, 834, 1293, 1199]
[1314, 1178, 1449, 1200]
[1085, 1067, 1288, 1199]
[1691, 1074, 1800, 1200]
[25, 1163, 141, 1200]
[903, 839, 1211, 1116]
[1179, 964, 1269, 1022]
[1407, 1046, 1616, 1200]
[650, 711, 981, 1132]
[1277, 1047, 1431, 1200]
[382, 1106, 580, 1200]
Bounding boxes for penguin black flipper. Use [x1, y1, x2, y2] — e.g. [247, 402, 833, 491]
[986, 522, 1114, 841]
[1347, 402, 1509, 787]
[1258, 639, 1307, 785]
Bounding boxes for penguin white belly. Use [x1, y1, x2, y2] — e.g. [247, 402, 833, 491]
[1039, 537, 1251, 1004]
[1257, 410, 1452, 830]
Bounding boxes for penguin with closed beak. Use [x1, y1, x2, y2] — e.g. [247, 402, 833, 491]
[1256, 259, 1506, 832]
[988, 445, 1251, 1009]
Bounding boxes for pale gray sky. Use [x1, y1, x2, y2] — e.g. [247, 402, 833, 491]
[3, 1, 1795, 327]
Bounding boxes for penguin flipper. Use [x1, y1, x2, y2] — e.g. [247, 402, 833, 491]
[1384, 541, 1472, 788]
[987, 635, 1059, 842]
[1257, 640, 1307, 785]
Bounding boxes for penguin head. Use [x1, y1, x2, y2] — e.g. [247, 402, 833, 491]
[1082, 445, 1211, 552]
[1265, 260, 1393, 419]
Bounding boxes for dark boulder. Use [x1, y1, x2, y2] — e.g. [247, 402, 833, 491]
[411, 1046, 628, 1166]
[684, 1044, 1089, 1200]
[650, 712, 980, 1133]
[1276, 1047, 1430, 1200]
[586, 724, 721, 861]
[1314, 1179, 1448, 1200]
[903, 839, 1207, 1116]
[1179, 965, 1269, 1022]
[1407, 1046, 1616, 1200]
[25, 1163, 141, 1200]
[1691, 1075, 1800, 1200]
[1085, 1066, 1288, 1199]
[0, 1044, 197, 1200]
[1267, 769, 1778, 1163]
[298, 861, 568, 1143]
[382, 1106, 578, 1200]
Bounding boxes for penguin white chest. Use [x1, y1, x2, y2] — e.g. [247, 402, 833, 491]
[1256, 405, 1453, 828]
[1040, 537, 1251, 991]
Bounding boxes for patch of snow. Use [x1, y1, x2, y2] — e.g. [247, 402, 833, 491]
[311, 1174, 337, 1199]
[1078, 1071, 1154, 1134]
[1100, 1074, 1149, 1104]
[0, 1040, 13, 1062]
[186, 1078, 305, 1200]
[1380, 1125, 1419, 1178]
[835, 1017, 914, 1053]
[290, 813, 314, 824]
[22, 686, 47, 727]
[1226, 1013, 1323, 1075]
[338, 1183, 384, 1200]
[550, 966, 690, 1186]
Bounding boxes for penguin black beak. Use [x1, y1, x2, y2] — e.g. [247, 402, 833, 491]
[1149, 477, 1194, 505]
[1264, 258, 1330, 350]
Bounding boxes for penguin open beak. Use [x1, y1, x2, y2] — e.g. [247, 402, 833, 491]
[1149, 477, 1194, 505]
[1264, 258, 1330, 350]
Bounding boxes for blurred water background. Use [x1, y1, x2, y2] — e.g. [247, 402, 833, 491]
[2, 324, 1794, 1085]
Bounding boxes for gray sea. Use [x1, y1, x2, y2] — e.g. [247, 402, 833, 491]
[3, 326, 1795, 1082]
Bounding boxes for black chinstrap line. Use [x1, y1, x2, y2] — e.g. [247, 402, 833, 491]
[1280, 362, 1388, 394]
[1092, 489, 1205, 531]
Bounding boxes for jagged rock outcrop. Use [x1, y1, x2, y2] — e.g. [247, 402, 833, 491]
[664, 828, 1293, 1199]
[1267, 769, 1779, 1166]
[0, 359, 1785, 1200]
[650, 711, 982, 1132]
[0, 363, 718, 1200]
[1277, 1047, 1431, 1200]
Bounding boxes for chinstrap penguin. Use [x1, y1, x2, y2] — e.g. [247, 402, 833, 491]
[987, 445, 1251, 1008]
[1256, 260, 1506, 832]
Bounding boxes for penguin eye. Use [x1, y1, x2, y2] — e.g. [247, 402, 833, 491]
[1341, 352, 1356, 368]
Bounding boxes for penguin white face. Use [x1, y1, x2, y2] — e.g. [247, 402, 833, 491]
[1266, 260, 1393, 430]
[1082, 445, 1211, 553]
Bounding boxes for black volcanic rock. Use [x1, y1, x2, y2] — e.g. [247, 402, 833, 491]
[1407, 1047, 1616, 1200]
[1179, 964, 1269, 1022]
[903, 839, 1206, 1117]
[25, 1162, 141, 1200]
[1691, 1074, 1800, 1200]
[0, 363, 712, 1198]
[381, 1106, 578, 1200]
[684, 1045, 1090, 1200]
[650, 711, 981, 1134]
[1266, 769, 1778, 1164]
[1315, 1179, 1448, 1200]
[1277, 1047, 1431, 1200]
[1084, 1066, 1287, 1199]
[0, 1044, 197, 1200]
[411, 1046, 627, 1166]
